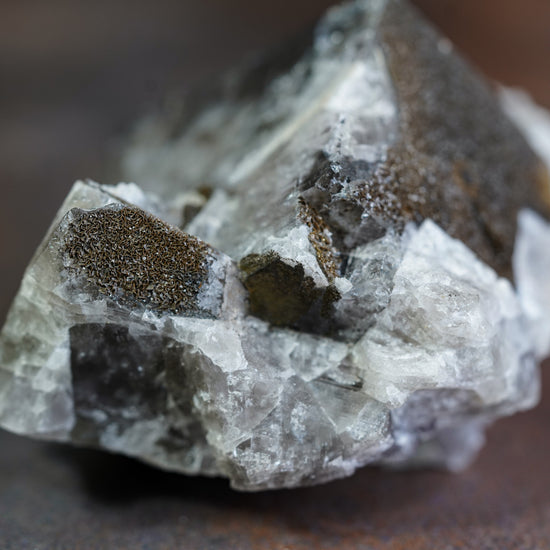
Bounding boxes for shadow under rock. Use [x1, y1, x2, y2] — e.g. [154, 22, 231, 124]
[48, 443, 235, 505]
[48, 438, 451, 528]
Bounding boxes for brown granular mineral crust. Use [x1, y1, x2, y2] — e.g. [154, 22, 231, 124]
[63, 205, 211, 314]
[297, 1, 550, 280]
[376, 0, 550, 278]
[297, 196, 340, 281]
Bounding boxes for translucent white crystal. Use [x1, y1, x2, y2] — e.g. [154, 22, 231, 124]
[514, 210, 550, 359]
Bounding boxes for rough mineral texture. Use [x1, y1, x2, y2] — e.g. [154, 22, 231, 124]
[1, 0, 550, 491]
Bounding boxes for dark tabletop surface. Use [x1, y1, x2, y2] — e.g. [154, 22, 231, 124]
[1, 1, 550, 548]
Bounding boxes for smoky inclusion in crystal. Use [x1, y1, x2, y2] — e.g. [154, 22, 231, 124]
[1, 0, 550, 490]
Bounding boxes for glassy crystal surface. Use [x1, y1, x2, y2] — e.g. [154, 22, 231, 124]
[1, 0, 550, 490]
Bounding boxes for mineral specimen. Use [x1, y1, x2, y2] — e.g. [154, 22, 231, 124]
[1, 0, 550, 491]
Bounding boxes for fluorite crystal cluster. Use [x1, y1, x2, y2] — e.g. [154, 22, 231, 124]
[1, 0, 550, 490]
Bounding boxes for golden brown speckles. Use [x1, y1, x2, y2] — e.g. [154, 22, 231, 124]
[365, 1, 550, 277]
[63, 205, 211, 314]
[535, 163, 550, 211]
[452, 161, 479, 200]
[297, 196, 340, 281]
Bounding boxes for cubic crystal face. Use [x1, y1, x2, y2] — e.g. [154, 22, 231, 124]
[1, 0, 550, 491]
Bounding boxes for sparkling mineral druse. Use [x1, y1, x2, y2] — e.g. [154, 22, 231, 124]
[2, 0, 550, 491]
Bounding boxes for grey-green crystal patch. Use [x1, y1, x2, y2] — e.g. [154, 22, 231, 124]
[239, 251, 341, 332]
[1, 0, 550, 491]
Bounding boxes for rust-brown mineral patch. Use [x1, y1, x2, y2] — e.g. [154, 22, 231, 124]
[536, 163, 550, 212]
[63, 205, 211, 314]
[297, 196, 340, 281]
[298, 3, 550, 281]
[375, 0, 550, 277]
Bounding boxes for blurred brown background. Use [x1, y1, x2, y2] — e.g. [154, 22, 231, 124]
[1, 1, 550, 548]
